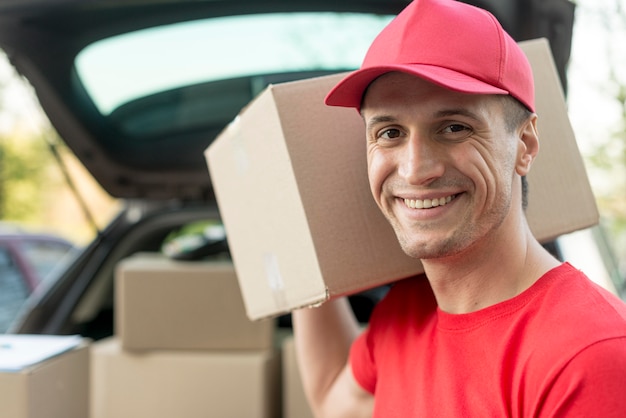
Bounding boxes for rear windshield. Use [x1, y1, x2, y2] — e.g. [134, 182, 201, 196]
[76, 12, 393, 115]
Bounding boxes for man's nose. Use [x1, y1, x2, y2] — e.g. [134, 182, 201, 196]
[398, 134, 445, 185]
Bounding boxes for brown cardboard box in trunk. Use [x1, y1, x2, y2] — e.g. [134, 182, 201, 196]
[115, 253, 274, 350]
[90, 337, 280, 418]
[0, 339, 89, 418]
[282, 335, 315, 418]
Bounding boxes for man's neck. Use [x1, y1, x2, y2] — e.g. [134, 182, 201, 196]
[422, 228, 560, 314]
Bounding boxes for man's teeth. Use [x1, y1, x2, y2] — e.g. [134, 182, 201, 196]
[404, 195, 454, 209]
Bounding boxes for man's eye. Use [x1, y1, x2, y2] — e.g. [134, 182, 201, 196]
[379, 128, 402, 140]
[442, 124, 469, 134]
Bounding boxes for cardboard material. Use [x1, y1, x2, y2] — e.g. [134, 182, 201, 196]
[90, 337, 281, 418]
[521, 40, 598, 237]
[0, 342, 89, 418]
[282, 336, 314, 418]
[206, 38, 598, 320]
[115, 253, 274, 350]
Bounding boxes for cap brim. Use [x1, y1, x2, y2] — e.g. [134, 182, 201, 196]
[325, 65, 509, 109]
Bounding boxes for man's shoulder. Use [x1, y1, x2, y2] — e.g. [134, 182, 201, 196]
[530, 263, 626, 355]
[543, 263, 626, 324]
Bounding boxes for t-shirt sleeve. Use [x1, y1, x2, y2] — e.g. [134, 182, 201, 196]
[349, 282, 401, 395]
[350, 327, 377, 394]
[349, 276, 433, 397]
[539, 337, 626, 417]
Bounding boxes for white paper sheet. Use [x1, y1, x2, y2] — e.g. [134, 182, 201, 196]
[0, 334, 83, 372]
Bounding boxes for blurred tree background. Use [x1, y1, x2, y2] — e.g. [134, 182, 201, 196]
[568, 0, 626, 273]
[0, 63, 118, 244]
[0, 128, 56, 222]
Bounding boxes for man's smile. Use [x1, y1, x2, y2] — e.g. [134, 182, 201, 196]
[403, 194, 457, 209]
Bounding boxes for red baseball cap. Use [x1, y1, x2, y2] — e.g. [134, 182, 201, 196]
[325, 0, 535, 112]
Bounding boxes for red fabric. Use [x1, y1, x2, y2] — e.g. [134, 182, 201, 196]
[351, 263, 626, 417]
[325, 0, 535, 112]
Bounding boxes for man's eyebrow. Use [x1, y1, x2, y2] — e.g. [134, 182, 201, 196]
[434, 108, 482, 121]
[363, 108, 483, 130]
[364, 115, 397, 130]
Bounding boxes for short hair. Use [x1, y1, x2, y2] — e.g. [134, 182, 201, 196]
[521, 176, 529, 211]
[499, 95, 533, 134]
[499, 95, 534, 211]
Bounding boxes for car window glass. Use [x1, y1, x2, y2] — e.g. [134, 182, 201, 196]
[0, 247, 29, 333]
[20, 241, 73, 284]
[75, 12, 393, 115]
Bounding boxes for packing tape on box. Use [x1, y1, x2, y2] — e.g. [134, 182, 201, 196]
[264, 253, 288, 310]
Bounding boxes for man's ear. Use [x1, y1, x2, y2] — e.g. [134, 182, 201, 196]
[516, 114, 539, 176]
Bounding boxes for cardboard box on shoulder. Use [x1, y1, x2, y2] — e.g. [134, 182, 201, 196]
[0, 337, 89, 418]
[115, 253, 274, 350]
[90, 337, 280, 418]
[206, 38, 598, 320]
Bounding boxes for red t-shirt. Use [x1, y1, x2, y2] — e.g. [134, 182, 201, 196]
[351, 263, 626, 417]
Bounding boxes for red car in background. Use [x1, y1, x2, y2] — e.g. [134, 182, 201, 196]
[0, 231, 75, 332]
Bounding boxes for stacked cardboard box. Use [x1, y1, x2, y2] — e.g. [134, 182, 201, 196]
[281, 335, 314, 418]
[0, 336, 90, 418]
[90, 253, 279, 418]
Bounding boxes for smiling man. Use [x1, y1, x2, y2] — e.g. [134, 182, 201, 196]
[292, 0, 626, 417]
